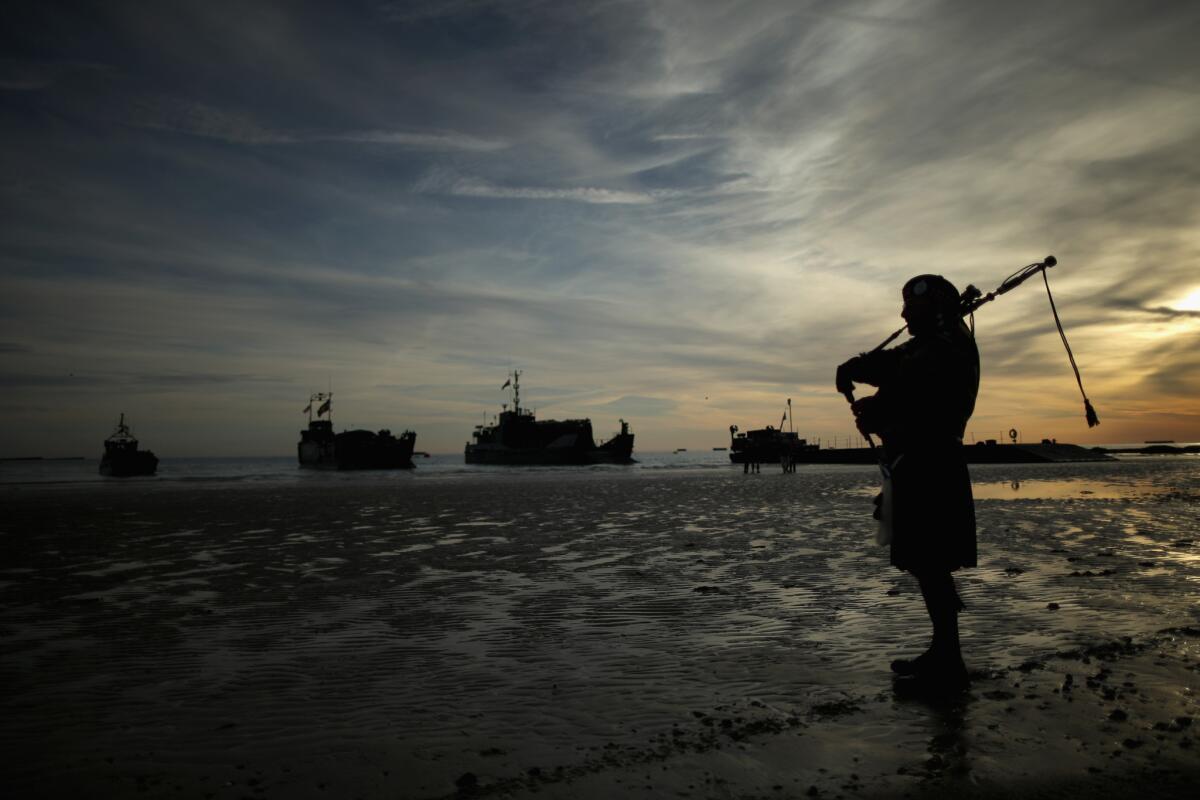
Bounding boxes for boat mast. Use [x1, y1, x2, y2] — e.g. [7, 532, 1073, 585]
[512, 369, 521, 414]
[308, 391, 333, 425]
[110, 412, 134, 440]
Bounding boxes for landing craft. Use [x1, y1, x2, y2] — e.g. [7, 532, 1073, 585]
[728, 398, 816, 464]
[465, 371, 635, 465]
[297, 393, 416, 470]
[728, 424, 817, 464]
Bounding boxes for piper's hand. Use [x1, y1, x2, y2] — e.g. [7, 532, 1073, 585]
[851, 395, 883, 437]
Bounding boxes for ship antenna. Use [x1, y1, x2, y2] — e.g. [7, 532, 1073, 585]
[513, 369, 521, 413]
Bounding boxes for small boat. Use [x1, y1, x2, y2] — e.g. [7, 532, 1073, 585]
[99, 413, 159, 476]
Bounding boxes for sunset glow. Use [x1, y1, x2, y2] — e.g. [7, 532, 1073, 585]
[2, 1, 1198, 456]
[1173, 287, 1200, 313]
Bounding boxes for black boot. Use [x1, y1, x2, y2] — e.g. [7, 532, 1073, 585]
[890, 647, 935, 676]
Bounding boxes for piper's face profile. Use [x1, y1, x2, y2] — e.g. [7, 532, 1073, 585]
[902, 294, 937, 333]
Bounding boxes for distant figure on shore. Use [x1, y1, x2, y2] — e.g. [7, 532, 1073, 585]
[836, 274, 979, 687]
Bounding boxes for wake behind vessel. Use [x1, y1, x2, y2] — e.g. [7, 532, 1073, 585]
[99, 413, 158, 476]
[465, 372, 634, 465]
[298, 393, 416, 470]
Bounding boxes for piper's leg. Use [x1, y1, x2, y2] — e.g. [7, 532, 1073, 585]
[890, 570, 937, 676]
[918, 571, 961, 654]
[916, 570, 967, 682]
[893, 569, 967, 683]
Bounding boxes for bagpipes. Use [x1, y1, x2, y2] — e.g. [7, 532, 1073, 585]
[838, 255, 1099, 450]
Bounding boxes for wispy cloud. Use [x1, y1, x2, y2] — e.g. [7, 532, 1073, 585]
[0, 371, 292, 390]
[374, 0, 544, 25]
[586, 395, 677, 417]
[415, 169, 676, 204]
[125, 96, 294, 143]
[321, 130, 507, 151]
[4, 0, 1200, 454]
[121, 95, 508, 151]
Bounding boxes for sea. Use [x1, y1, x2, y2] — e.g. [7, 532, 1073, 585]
[2, 444, 1195, 487]
[0, 450, 735, 485]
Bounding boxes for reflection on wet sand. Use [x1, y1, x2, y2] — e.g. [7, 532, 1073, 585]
[1, 458, 1198, 797]
[971, 477, 1173, 500]
[891, 681, 972, 784]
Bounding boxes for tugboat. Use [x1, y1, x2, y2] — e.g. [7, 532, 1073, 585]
[464, 371, 635, 465]
[99, 413, 159, 476]
[729, 399, 818, 464]
[297, 393, 416, 470]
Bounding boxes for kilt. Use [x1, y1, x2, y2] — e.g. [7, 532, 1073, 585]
[887, 445, 976, 573]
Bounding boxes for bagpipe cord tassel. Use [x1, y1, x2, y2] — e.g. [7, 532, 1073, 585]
[1042, 270, 1099, 427]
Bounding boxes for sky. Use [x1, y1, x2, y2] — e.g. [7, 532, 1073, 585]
[2, 0, 1199, 457]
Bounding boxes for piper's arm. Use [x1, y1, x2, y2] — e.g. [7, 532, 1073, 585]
[836, 348, 900, 395]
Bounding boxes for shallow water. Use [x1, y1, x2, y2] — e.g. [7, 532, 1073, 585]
[0, 450, 740, 485]
[1, 458, 1198, 797]
[970, 478, 1173, 500]
[4, 446, 1195, 486]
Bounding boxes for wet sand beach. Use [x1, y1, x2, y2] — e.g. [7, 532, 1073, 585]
[2, 459, 1199, 798]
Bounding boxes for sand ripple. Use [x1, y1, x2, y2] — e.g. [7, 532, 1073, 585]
[2, 459, 1198, 797]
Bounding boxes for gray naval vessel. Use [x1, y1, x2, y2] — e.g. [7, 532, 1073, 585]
[298, 393, 416, 470]
[465, 372, 634, 465]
